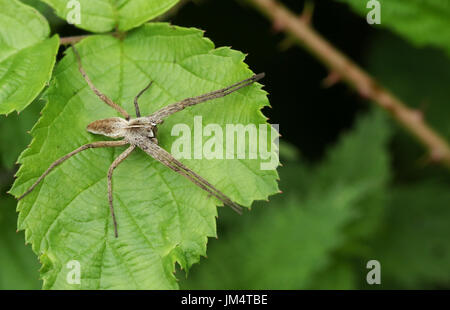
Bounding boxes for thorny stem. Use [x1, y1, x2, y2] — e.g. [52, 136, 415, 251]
[246, 0, 450, 169]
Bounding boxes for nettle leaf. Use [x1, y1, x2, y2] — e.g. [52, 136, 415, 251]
[337, 0, 450, 56]
[42, 0, 180, 33]
[0, 0, 59, 114]
[10, 23, 279, 289]
[0, 195, 41, 290]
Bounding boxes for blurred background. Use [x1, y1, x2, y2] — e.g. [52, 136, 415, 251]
[1, 0, 449, 289]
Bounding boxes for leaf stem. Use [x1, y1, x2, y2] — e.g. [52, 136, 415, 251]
[59, 34, 90, 45]
[246, 0, 450, 169]
[59, 31, 123, 45]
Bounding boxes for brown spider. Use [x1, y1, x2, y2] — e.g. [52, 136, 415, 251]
[18, 45, 265, 238]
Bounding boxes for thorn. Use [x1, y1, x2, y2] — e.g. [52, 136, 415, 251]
[322, 71, 341, 88]
[279, 190, 283, 194]
[276, 1, 314, 51]
[410, 109, 424, 122]
[419, 149, 445, 167]
[430, 149, 444, 163]
[358, 85, 373, 100]
[278, 37, 297, 51]
[272, 18, 286, 33]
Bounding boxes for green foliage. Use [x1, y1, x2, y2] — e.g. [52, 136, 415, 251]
[0, 0, 447, 291]
[10, 23, 278, 289]
[0, 194, 41, 290]
[338, 0, 450, 57]
[307, 262, 357, 290]
[182, 190, 359, 290]
[368, 34, 450, 140]
[42, 0, 180, 32]
[312, 111, 391, 250]
[366, 33, 450, 179]
[0, 0, 59, 114]
[370, 182, 450, 288]
[181, 111, 391, 289]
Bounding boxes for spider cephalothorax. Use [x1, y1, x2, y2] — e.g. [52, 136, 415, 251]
[18, 45, 264, 237]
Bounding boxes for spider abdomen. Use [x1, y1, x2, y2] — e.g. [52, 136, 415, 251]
[86, 117, 129, 138]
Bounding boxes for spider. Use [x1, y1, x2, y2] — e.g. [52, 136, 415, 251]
[18, 45, 265, 238]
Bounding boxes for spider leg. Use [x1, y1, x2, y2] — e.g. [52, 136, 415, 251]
[134, 81, 153, 118]
[18, 140, 128, 200]
[139, 141, 243, 214]
[147, 73, 265, 124]
[71, 45, 131, 120]
[107, 145, 136, 238]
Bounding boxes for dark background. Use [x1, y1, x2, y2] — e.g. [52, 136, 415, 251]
[171, 0, 371, 161]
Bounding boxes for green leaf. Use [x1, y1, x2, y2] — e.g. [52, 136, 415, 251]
[0, 0, 59, 114]
[279, 140, 301, 162]
[0, 195, 41, 290]
[42, 0, 180, 33]
[312, 110, 391, 246]
[307, 262, 357, 290]
[337, 0, 450, 56]
[20, 0, 68, 29]
[182, 111, 392, 289]
[181, 185, 362, 290]
[370, 181, 450, 288]
[10, 23, 279, 289]
[366, 33, 450, 178]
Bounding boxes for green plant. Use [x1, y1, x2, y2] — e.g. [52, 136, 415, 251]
[2, 0, 278, 289]
[1, 0, 449, 291]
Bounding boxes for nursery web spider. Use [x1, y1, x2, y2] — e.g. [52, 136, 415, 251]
[18, 46, 265, 238]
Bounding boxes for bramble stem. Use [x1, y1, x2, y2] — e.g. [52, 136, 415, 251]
[246, 0, 450, 169]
